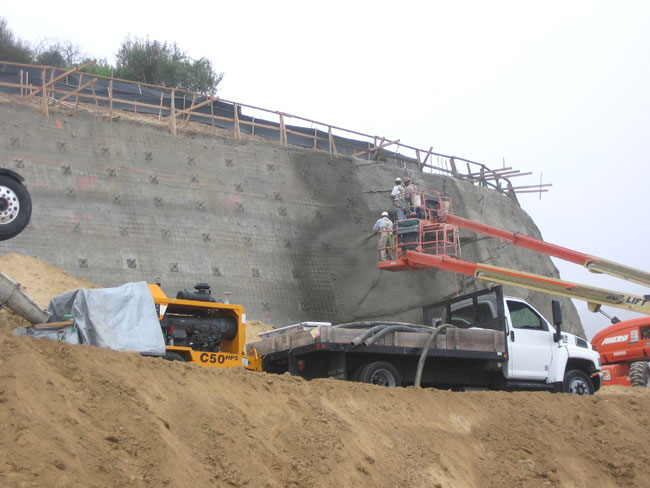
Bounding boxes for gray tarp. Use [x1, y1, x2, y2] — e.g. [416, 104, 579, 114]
[14, 282, 166, 356]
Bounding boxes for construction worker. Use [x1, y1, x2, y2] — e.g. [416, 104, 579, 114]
[391, 177, 407, 221]
[404, 177, 422, 218]
[373, 211, 394, 261]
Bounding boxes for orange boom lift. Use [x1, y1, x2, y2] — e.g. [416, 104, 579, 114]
[377, 190, 650, 386]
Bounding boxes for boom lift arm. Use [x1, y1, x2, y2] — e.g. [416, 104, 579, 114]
[443, 213, 650, 288]
[379, 190, 650, 315]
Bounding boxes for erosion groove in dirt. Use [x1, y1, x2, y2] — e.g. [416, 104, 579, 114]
[0, 253, 648, 488]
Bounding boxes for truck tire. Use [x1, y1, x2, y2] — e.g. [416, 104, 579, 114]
[563, 370, 594, 395]
[164, 352, 186, 362]
[629, 361, 650, 387]
[0, 174, 32, 241]
[358, 361, 401, 387]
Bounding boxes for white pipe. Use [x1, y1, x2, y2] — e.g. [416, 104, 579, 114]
[0, 272, 51, 324]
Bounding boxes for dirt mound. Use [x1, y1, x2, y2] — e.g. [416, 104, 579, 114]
[0, 253, 649, 487]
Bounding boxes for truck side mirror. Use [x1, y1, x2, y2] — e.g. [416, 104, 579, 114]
[551, 300, 562, 342]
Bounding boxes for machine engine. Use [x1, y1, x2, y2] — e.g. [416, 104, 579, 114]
[160, 283, 238, 352]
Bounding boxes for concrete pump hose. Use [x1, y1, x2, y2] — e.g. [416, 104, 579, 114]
[347, 322, 433, 347]
[0, 272, 51, 324]
[363, 325, 432, 347]
[350, 324, 388, 347]
[414, 323, 457, 388]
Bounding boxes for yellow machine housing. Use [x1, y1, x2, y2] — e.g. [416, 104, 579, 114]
[148, 284, 262, 371]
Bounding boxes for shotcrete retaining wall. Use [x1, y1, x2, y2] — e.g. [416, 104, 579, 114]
[0, 97, 584, 336]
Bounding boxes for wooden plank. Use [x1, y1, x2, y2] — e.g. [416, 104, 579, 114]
[31, 320, 74, 329]
[26, 60, 95, 99]
[169, 89, 177, 136]
[279, 114, 287, 145]
[41, 68, 48, 116]
[57, 77, 97, 103]
[511, 183, 553, 190]
[184, 93, 197, 127]
[234, 103, 241, 140]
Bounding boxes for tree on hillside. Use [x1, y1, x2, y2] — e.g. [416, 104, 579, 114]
[34, 39, 84, 67]
[116, 38, 223, 95]
[0, 18, 33, 63]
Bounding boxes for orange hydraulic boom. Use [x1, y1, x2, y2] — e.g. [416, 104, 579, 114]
[378, 190, 650, 315]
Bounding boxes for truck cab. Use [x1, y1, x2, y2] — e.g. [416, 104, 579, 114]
[441, 287, 601, 393]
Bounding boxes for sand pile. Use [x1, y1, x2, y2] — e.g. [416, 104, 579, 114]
[0, 253, 648, 487]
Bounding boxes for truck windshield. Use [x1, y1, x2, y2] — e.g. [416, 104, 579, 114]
[506, 301, 547, 331]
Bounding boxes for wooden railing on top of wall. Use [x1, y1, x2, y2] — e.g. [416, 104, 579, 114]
[0, 60, 551, 198]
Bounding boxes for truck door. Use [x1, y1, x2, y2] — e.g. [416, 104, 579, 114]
[506, 300, 554, 380]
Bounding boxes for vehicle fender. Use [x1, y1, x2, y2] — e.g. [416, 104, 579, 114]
[547, 345, 569, 383]
[0, 168, 25, 183]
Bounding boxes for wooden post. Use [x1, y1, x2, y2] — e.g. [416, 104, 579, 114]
[169, 89, 177, 136]
[90, 83, 99, 106]
[210, 99, 215, 127]
[75, 74, 83, 111]
[184, 93, 197, 128]
[234, 103, 241, 140]
[449, 157, 458, 177]
[279, 114, 287, 145]
[41, 68, 49, 116]
[328, 127, 338, 157]
[109, 78, 113, 122]
[313, 128, 317, 150]
[158, 92, 164, 120]
[20, 69, 23, 96]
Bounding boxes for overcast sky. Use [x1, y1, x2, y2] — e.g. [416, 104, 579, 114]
[4, 1, 649, 339]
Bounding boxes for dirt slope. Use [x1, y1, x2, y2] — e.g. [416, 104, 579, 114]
[0, 253, 649, 488]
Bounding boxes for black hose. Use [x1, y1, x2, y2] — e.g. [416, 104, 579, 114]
[334, 321, 422, 329]
[345, 322, 433, 347]
[414, 323, 457, 388]
[363, 325, 431, 347]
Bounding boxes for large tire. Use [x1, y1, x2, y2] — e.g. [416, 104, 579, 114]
[563, 370, 594, 395]
[164, 352, 186, 362]
[0, 174, 32, 241]
[629, 361, 650, 387]
[357, 361, 401, 387]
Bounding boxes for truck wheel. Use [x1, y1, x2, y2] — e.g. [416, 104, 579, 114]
[0, 174, 32, 241]
[164, 352, 186, 362]
[563, 370, 594, 395]
[358, 361, 401, 387]
[629, 361, 650, 387]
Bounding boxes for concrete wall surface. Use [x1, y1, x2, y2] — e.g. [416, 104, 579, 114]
[0, 98, 584, 336]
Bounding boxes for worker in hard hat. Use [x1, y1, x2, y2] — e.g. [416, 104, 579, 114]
[373, 211, 394, 261]
[403, 177, 422, 218]
[391, 177, 407, 221]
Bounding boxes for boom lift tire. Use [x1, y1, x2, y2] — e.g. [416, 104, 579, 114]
[629, 361, 650, 387]
[0, 174, 31, 241]
[562, 370, 594, 395]
[164, 352, 186, 362]
[358, 361, 402, 387]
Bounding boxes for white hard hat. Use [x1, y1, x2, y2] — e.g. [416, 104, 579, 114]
[381, 211, 389, 217]
[395, 177, 402, 183]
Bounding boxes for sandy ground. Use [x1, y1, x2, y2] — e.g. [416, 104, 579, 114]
[0, 253, 649, 488]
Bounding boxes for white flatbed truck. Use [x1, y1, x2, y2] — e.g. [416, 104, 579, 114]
[248, 286, 601, 394]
